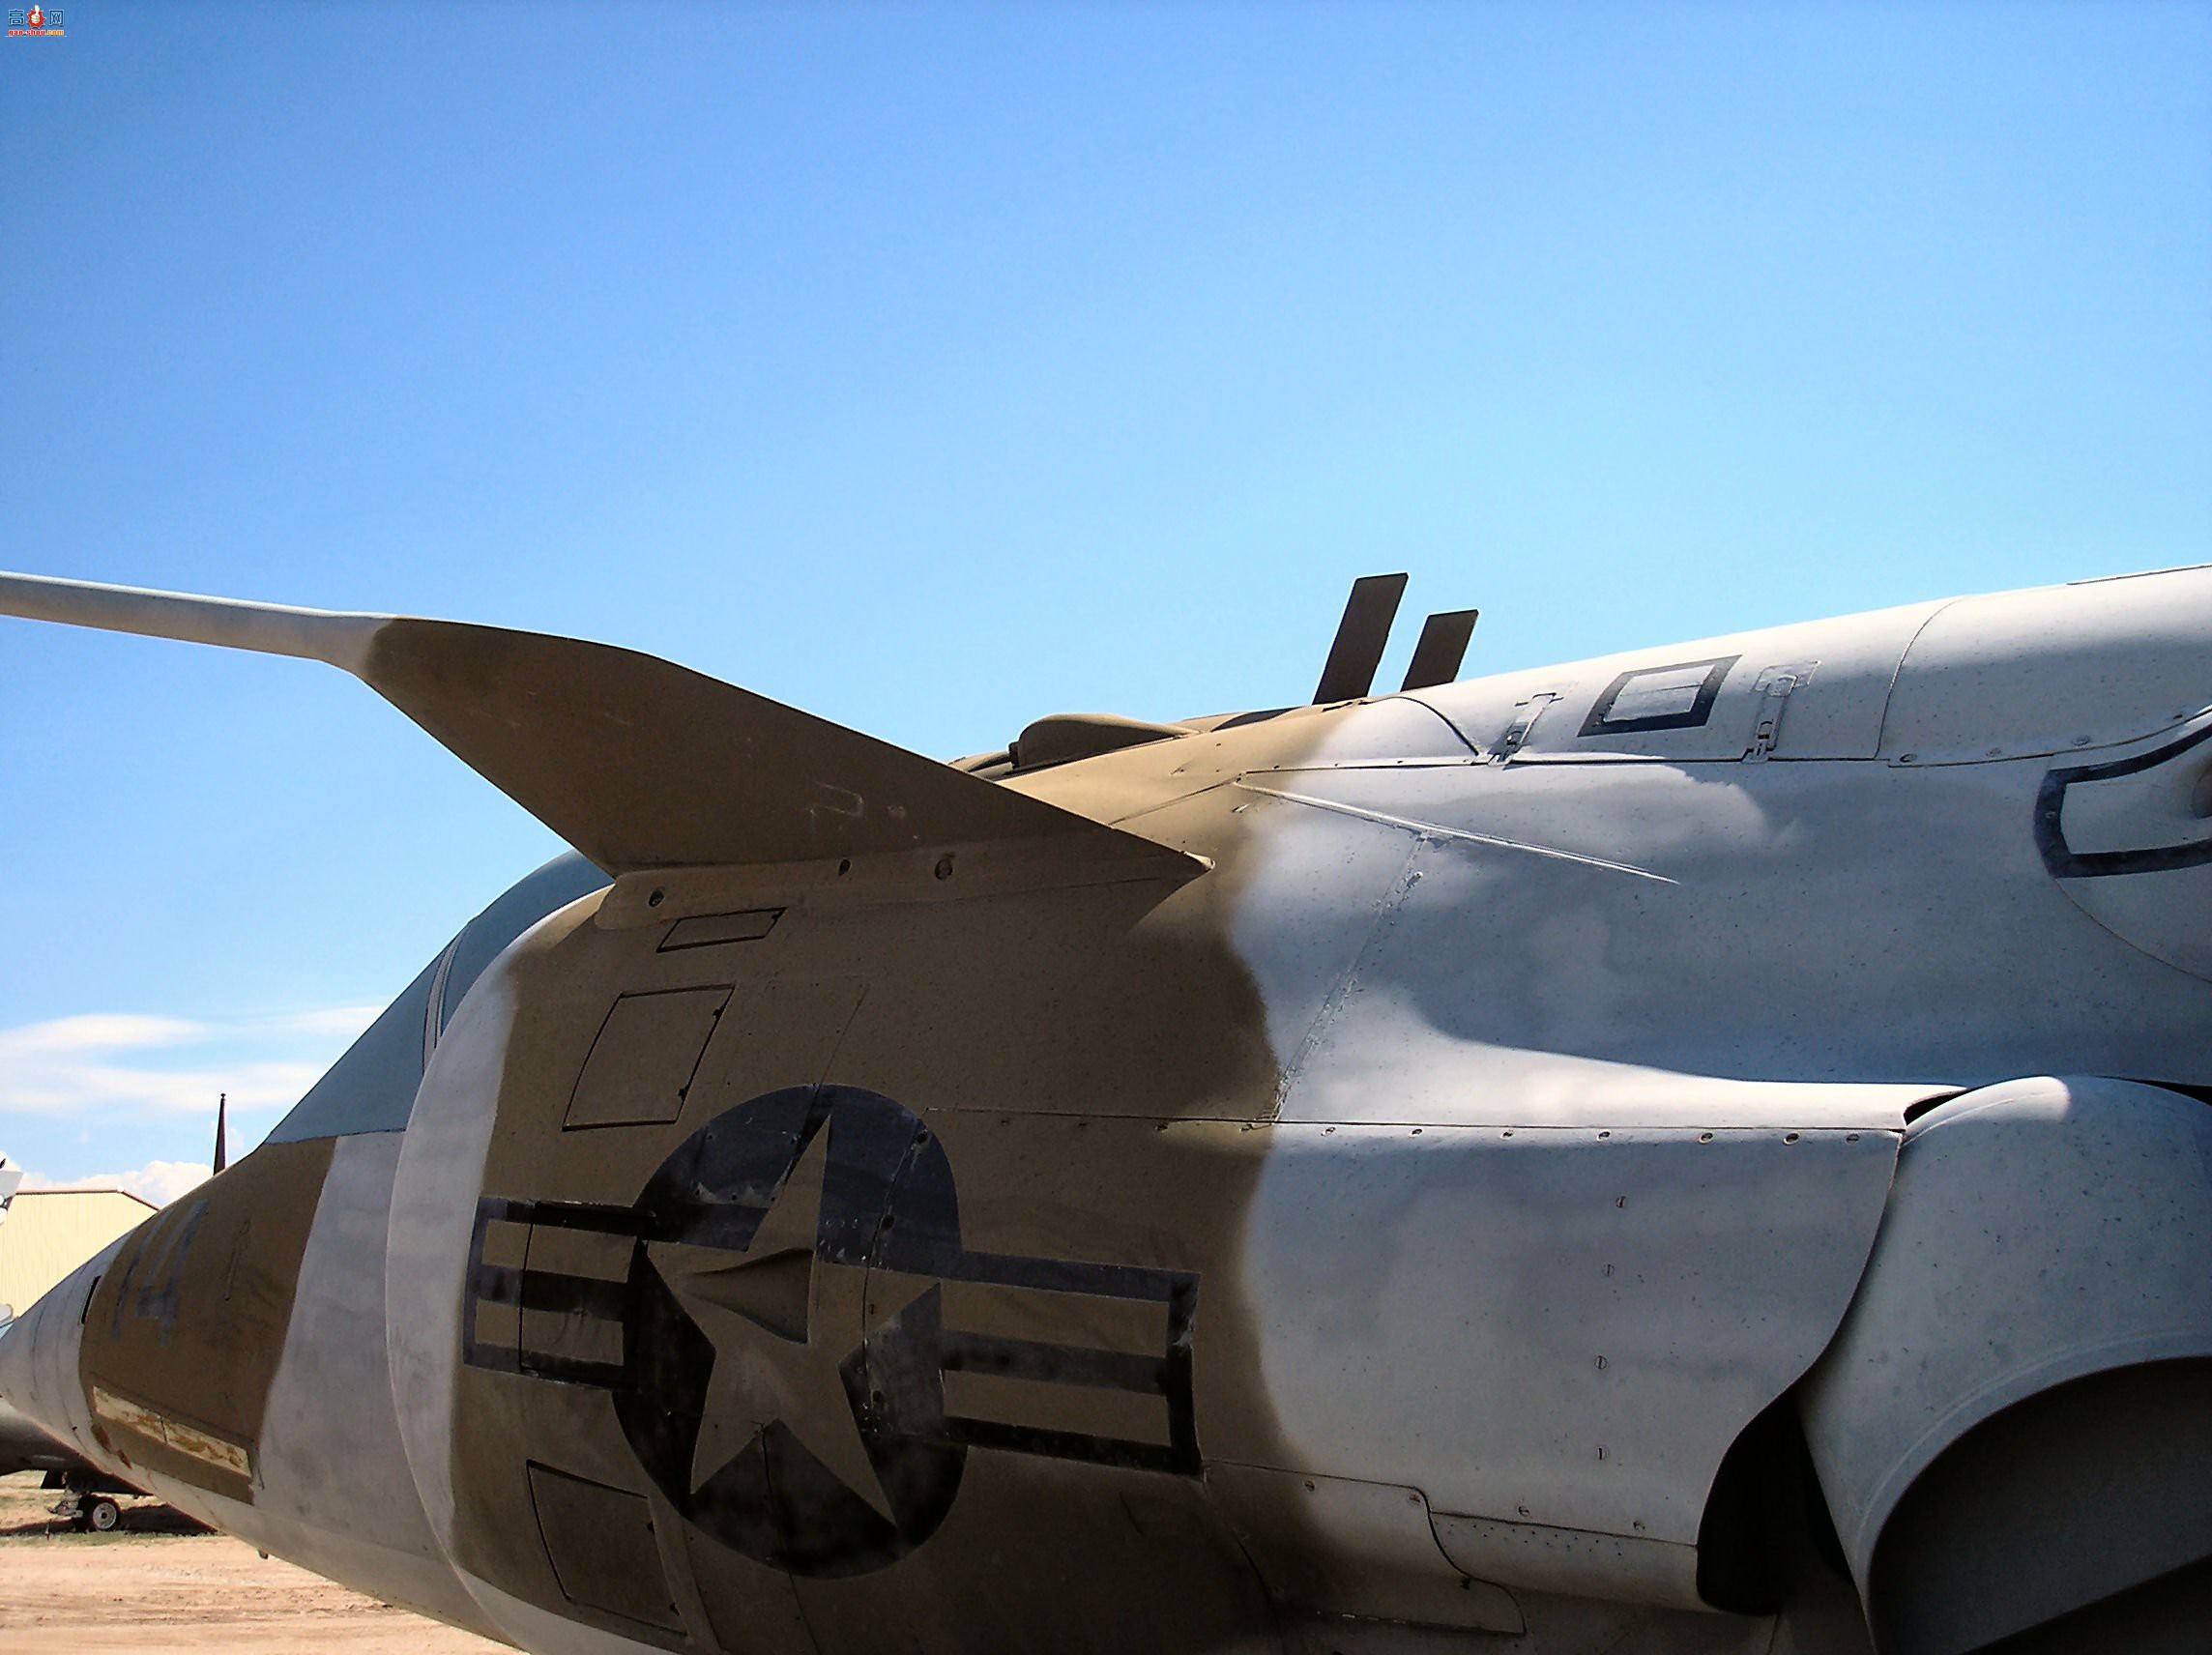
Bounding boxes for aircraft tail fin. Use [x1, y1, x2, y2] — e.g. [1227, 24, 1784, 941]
[0, 571, 1205, 881]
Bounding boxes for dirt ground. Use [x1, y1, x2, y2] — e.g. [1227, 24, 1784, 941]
[0, 1471, 504, 1652]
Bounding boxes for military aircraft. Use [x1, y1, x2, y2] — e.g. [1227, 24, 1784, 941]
[0, 565, 2206, 1655]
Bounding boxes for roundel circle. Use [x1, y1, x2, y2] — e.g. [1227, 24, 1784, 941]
[613, 1086, 966, 1578]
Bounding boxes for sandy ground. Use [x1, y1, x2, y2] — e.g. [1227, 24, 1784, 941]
[0, 1472, 505, 1652]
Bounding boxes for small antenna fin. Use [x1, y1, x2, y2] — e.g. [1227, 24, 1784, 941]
[213, 1093, 228, 1176]
[1400, 609, 1479, 691]
[1312, 573, 1409, 704]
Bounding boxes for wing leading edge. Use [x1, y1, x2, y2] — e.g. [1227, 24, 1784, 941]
[0, 571, 1204, 881]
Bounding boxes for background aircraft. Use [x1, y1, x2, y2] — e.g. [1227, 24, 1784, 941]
[0, 565, 2208, 1655]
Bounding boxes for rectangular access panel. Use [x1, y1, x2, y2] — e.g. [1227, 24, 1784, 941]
[526, 1462, 683, 1633]
[565, 986, 731, 1129]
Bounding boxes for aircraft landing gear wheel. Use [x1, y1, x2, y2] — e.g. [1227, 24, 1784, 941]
[79, 1495, 121, 1533]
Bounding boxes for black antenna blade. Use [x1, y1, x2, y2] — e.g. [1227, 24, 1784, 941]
[1400, 609, 1479, 691]
[1312, 573, 1409, 704]
[214, 1092, 228, 1176]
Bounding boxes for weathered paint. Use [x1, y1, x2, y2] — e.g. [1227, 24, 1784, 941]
[2, 565, 2209, 1655]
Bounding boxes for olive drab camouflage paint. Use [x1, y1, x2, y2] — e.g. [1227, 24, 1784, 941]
[1, 565, 2208, 1655]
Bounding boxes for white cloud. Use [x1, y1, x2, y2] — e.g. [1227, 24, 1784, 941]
[2, 1057, 327, 1116]
[0, 1004, 382, 1118]
[0, 1014, 209, 1059]
[24, 1159, 211, 1208]
[276, 1004, 386, 1039]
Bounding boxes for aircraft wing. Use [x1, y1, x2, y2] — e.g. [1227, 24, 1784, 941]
[0, 571, 1204, 880]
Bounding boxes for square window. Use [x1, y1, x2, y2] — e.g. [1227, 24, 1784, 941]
[1579, 655, 1740, 737]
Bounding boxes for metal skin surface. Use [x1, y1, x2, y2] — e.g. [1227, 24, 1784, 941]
[0, 1391, 81, 1475]
[0, 1155, 103, 1479]
[3, 565, 2211, 1655]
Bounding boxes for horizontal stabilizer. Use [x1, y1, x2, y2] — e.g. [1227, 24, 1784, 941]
[0, 571, 1206, 880]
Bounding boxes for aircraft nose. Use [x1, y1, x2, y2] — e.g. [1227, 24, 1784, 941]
[0, 1307, 30, 1412]
[0, 1245, 109, 1466]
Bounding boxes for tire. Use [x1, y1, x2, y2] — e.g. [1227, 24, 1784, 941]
[82, 1496, 121, 1533]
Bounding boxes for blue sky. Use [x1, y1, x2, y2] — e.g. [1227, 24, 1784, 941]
[2, 2, 2207, 1197]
